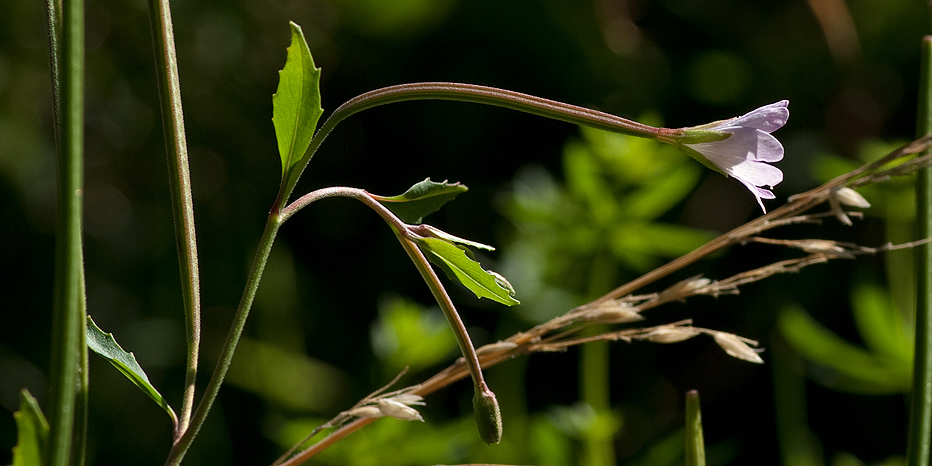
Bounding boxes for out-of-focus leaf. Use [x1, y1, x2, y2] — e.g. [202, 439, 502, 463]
[11, 389, 48, 466]
[685, 391, 706, 466]
[272, 22, 322, 183]
[851, 284, 913, 363]
[778, 306, 910, 394]
[608, 222, 713, 271]
[563, 143, 617, 226]
[371, 179, 468, 224]
[86, 316, 178, 424]
[226, 337, 349, 412]
[618, 164, 701, 220]
[415, 237, 519, 306]
[370, 297, 458, 373]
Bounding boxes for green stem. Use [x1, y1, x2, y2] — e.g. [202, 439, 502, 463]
[908, 35, 932, 466]
[163, 213, 282, 466]
[148, 0, 200, 436]
[579, 252, 617, 466]
[46, 0, 86, 463]
[685, 390, 706, 466]
[394, 232, 487, 390]
[294, 83, 664, 193]
[284, 186, 487, 388]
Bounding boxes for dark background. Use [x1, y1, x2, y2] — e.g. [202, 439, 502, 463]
[0, 0, 927, 465]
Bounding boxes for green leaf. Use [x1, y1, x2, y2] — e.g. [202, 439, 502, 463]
[86, 316, 178, 425]
[11, 389, 48, 466]
[415, 236, 519, 305]
[778, 306, 910, 394]
[272, 22, 323, 181]
[371, 178, 468, 224]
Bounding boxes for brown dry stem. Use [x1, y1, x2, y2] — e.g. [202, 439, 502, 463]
[275, 135, 932, 466]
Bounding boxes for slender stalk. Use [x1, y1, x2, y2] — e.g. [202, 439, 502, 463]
[580, 252, 617, 466]
[46, 0, 86, 463]
[148, 0, 200, 436]
[394, 233, 487, 390]
[44, 0, 62, 150]
[294, 83, 665, 190]
[908, 35, 932, 466]
[685, 390, 706, 466]
[285, 186, 488, 389]
[163, 212, 282, 466]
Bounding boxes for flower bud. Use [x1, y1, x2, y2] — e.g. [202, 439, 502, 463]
[473, 384, 503, 444]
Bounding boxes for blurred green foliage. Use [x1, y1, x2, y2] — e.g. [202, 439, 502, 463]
[1, 0, 930, 464]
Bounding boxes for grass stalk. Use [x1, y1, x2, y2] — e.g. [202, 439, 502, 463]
[147, 0, 201, 436]
[46, 0, 87, 463]
[908, 35, 932, 466]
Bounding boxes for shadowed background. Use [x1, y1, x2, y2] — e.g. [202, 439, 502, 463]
[0, 0, 926, 465]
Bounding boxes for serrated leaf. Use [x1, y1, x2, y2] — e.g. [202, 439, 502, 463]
[86, 316, 178, 425]
[272, 22, 323, 182]
[371, 178, 468, 224]
[11, 389, 48, 466]
[415, 236, 519, 306]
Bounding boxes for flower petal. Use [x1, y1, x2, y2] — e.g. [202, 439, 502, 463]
[689, 127, 784, 164]
[717, 100, 789, 133]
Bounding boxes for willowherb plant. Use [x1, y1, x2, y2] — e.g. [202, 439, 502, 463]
[13, 4, 932, 466]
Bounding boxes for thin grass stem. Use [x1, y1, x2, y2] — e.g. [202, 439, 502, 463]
[907, 35, 932, 466]
[147, 0, 201, 436]
[46, 0, 86, 463]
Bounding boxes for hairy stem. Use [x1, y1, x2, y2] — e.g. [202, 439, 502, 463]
[163, 214, 282, 466]
[148, 0, 200, 436]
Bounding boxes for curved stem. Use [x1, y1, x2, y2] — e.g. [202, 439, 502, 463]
[285, 187, 486, 388]
[292, 83, 665, 197]
[148, 0, 200, 436]
[394, 233, 487, 390]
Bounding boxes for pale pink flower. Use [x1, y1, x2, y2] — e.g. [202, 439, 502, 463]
[677, 101, 789, 212]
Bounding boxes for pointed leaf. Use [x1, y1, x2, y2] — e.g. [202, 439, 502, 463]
[11, 389, 48, 466]
[417, 224, 495, 251]
[415, 236, 519, 305]
[86, 316, 178, 425]
[371, 178, 468, 224]
[272, 22, 323, 181]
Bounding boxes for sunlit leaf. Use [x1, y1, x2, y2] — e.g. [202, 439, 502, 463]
[415, 237, 519, 306]
[11, 389, 48, 466]
[272, 22, 322, 182]
[417, 224, 494, 251]
[86, 316, 178, 425]
[371, 179, 468, 224]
